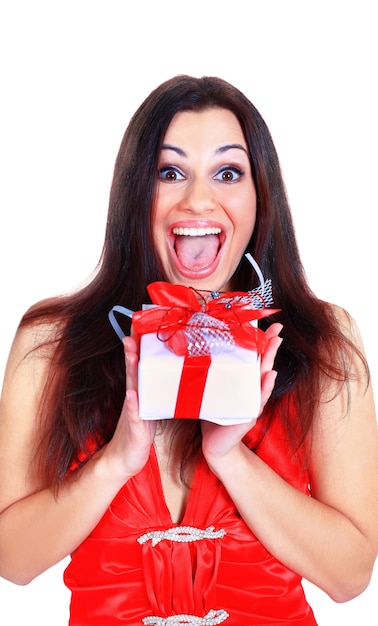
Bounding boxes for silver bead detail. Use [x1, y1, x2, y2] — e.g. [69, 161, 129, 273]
[185, 313, 234, 357]
[137, 525, 226, 547]
[142, 608, 229, 625]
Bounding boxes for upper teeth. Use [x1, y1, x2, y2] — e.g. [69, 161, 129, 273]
[172, 227, 222, 236]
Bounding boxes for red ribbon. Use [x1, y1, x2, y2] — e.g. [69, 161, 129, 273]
[133, 282, 280, 420]
[133, 282, 279, 356]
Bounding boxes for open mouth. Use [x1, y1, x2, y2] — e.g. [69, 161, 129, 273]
[172, 225, 223, 272]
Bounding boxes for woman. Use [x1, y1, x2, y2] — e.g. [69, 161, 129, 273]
[0, 75, 377, 625]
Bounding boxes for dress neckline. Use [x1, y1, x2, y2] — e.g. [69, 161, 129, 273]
[150, 444, 205, 526]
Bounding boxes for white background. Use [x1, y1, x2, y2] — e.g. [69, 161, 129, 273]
[0, 1, 377, 624]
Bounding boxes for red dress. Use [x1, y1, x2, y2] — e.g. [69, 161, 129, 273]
[64, 416, 317, 625]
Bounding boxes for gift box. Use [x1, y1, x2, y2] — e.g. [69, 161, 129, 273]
[137, 326, 261, 425]
[109, 259, 279, 426]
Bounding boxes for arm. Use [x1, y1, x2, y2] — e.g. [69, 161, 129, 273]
[0, 326, 150, 585]
[203, 312, 378, 602]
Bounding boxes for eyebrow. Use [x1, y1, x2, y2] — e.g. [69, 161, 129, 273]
[216, 143, 248, 155]
[161, 144, 187, 157]
[160, 143, 248, 157]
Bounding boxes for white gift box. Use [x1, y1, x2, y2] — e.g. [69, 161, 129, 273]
[138, 331, 261, 426]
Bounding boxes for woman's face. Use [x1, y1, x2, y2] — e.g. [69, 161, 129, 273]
[152, 107, 257, 293]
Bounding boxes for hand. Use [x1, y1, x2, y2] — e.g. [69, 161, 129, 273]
[259, 322, 283, 410]
[201, 323, 283, 464]
[101, 334, 156, 480]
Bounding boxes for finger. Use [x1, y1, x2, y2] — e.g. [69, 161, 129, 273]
[261, 334, 283, 377]
[124, 388, 140, 421]
[264, 322, 283, 340]
[130, 324, 141, 354]
[124, 334, 138, 354]
[124, 336, 139, 392]
[260, 369, 278, 413]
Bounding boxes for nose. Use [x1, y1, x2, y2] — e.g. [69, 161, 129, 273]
[180, 177, 217, 214]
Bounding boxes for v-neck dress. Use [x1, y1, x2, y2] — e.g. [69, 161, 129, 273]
[64, 415, 317, 625]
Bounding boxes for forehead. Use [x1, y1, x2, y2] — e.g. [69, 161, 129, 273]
[162, 107, 247, 148]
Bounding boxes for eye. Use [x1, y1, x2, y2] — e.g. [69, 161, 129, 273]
[158, 166, 185, 182]
[214, 166, 244, 183]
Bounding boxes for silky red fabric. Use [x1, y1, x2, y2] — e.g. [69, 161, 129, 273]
[64, 415, 317, 625]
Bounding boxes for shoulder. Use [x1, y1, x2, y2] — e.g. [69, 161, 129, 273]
[323, 301, 369, 349]
[327, 302, 362, 341]
[310, 301, 375, 448]
[316, 302, 368, 384]
[6, 319, 60, 368]
[0, 319, 62, 510]
[1, 317, 63, 404]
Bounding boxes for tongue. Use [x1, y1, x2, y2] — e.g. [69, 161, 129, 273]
[175, 234, 220, 270]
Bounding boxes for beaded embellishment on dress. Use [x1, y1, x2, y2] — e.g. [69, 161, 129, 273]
[137, 525, 226, 547]
[142, 608, 229, 625]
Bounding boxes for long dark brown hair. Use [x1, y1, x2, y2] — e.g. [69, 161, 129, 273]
[21, 75, 366, 486]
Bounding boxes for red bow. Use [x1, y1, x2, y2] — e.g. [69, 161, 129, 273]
[132, 281, 279, 356]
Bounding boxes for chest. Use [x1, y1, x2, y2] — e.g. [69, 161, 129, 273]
[153, 439, 192, 524]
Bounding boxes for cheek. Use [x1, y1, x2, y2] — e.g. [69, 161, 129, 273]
[246, 208, 257, 236]
[151, 200, 165, 242]
[236, 197, 257, 238]
[151, 210, 170, 268]
[236, 213, 256, 256]
[150, 211, 163, 260]
[151, 191, 172, 231]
